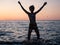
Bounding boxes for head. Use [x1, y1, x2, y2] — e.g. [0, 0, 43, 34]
[29, 5, 35, 12]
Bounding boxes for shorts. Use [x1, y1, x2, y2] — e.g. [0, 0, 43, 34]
[29, 23, 38, 30]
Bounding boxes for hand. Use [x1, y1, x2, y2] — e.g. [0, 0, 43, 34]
[18, 1, 20, 4]
[44, 2, 47, 6]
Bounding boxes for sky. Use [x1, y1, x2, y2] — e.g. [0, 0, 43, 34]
[0, 0, 60, 20]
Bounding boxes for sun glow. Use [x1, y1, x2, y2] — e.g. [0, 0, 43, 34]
[0, 0, 60, 20]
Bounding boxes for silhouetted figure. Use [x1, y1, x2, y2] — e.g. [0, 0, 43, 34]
[18, 1, 47, 40]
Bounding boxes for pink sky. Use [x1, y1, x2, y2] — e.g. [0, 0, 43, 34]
[0, 0, 60, 20]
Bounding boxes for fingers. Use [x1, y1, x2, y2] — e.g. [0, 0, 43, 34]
[43, 2, 47, 6]
[44, 2, 47, 5]
[18, 1, 20, 3]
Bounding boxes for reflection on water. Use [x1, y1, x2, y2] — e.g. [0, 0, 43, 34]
[0, 20, 60, 44]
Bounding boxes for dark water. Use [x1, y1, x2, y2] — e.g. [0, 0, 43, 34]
[0, 20, 60, 45]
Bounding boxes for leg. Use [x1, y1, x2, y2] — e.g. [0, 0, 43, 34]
[35, 28, 40, 39]
[28, 29, 32, 40]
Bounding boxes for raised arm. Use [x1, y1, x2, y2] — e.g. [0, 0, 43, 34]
[18, 1, 29, 14]
[35, 2, 47, 14]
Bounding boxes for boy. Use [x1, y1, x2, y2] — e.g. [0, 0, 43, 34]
[18, 1, 47, 40]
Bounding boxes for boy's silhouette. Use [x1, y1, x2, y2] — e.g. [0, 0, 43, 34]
[18, 1, 47, 40]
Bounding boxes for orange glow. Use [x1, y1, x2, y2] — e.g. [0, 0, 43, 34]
[0, 0, 60, 20]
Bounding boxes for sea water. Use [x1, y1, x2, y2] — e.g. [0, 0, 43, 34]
[0, 20, 60, 45]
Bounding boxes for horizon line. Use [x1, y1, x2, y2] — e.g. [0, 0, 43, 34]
[0, 20, 60, 21]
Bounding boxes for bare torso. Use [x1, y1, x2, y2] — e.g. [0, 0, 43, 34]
[28, 13, 36, 24]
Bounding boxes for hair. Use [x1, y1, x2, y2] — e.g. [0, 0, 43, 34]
[29, 5, 35, 12]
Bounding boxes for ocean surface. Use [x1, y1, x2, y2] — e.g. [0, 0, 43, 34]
[0, 20, 60, 45]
